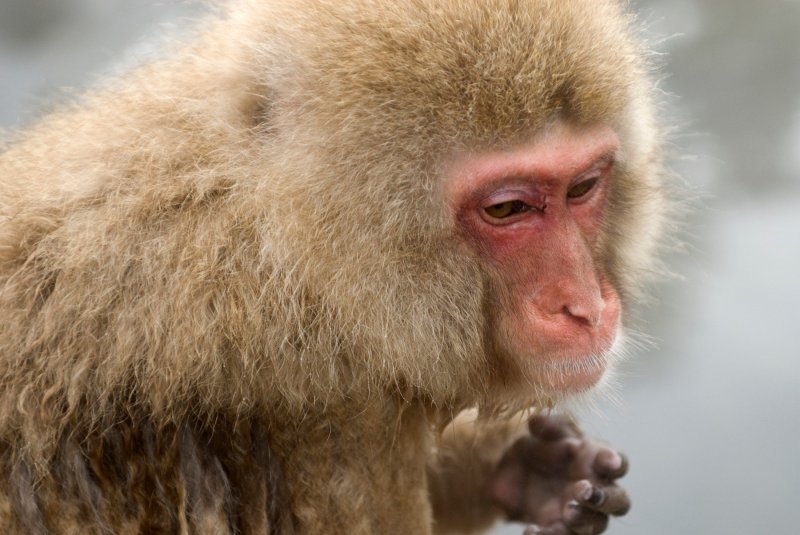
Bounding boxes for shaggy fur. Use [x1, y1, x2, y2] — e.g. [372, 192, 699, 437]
[0, 0, 665, 533]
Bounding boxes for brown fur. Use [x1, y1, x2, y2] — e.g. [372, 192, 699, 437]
[0, 0, 666, 533]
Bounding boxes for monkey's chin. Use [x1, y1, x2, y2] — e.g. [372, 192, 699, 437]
[532, 352, 610, 394]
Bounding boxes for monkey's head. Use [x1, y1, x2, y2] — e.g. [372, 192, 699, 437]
[242, 0, 666, 408]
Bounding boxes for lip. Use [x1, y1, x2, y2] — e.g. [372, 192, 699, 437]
[527, 312, 618, 359]
[513, 317, 620, 392]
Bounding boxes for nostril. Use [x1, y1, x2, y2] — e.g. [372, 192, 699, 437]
[536, 283, 606, 328]
[563, 303, 603, 328]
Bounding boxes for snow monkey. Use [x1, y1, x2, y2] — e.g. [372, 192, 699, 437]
[0, 0, 667, 533]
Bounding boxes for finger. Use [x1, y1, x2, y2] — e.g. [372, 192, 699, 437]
[523, 522, 569, 535]
[563, 501, 609, 535]
[529, 415, 582, 442]
[570, 479, 631, 516]
[592, 449, 628, 481]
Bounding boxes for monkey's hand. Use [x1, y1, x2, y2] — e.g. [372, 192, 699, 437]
[487, 415, 630, 535]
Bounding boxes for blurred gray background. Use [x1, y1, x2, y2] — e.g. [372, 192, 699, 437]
[1, 1, 798, 534]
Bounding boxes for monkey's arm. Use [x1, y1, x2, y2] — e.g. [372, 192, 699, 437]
[428, 411, 526, 534]
[428, 413, 630, 535]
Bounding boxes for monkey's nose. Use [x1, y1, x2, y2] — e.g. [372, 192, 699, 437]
[536, 282, 606, 329]
[562, 301, 605, 328]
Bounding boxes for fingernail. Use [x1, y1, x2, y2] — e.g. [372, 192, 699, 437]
[599, 449, 621, 471]
[589, 488, 605, 507]
[610, 452, 623, 470]
[564, 501, 582, 522]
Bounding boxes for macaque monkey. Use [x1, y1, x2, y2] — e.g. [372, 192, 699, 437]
[0, 0, 666, 533]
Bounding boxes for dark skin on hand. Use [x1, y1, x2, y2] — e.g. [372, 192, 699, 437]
[489, 415, 630, 535]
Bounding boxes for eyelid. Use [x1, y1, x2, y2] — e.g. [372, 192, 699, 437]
[480, 189, 545, 210]
[569, 156, 614, 188]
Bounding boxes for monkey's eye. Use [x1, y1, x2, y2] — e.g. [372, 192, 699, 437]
[484, 200, 530, 219]
[567, 177, 599, 199]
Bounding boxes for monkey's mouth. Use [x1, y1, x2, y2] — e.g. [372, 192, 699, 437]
[513, 320, 621, 394]
[533, 325, 624, 393]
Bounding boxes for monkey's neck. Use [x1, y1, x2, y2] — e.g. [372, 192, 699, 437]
[267, 397, 436, 534]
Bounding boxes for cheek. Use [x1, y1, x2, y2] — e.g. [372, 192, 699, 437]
[598, 278, 622, 338]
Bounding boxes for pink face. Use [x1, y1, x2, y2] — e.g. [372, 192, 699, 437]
[446, 121, 622, 394]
